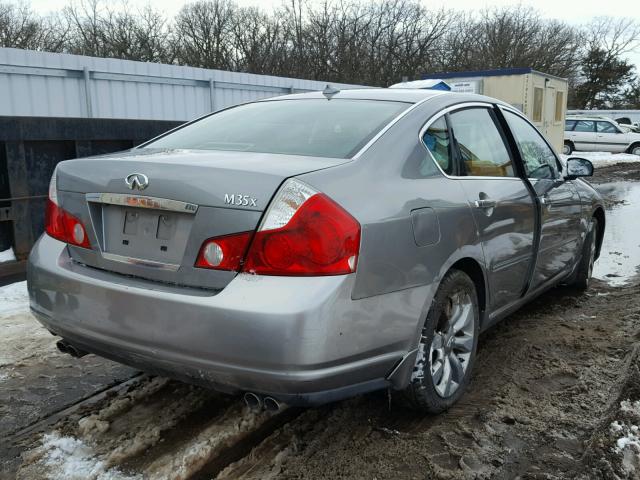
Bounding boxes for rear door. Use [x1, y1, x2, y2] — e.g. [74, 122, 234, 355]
[596, 121, 628, 152]
[569, 120, 597, 151]
[501, 109, 582, 289]
[446, 105, 536, 312]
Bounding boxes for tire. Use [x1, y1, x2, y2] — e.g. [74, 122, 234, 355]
[629, 143, 640, 156]
[571, 217, 598, 291]
[401, 269, 479, 413]
[563, 141, 573, 155]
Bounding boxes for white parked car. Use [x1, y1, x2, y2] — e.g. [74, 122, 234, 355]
[564, 115, 640, 155]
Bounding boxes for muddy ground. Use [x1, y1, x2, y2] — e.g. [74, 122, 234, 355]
[2, 162, 640, 480]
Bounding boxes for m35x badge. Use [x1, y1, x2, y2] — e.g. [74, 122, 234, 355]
[225, 193, 257, 207]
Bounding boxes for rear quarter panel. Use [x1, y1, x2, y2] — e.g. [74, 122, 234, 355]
[299, 98, 486, 303]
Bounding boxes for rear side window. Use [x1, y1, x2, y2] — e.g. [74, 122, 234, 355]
[565, 120, 577, 131]
[144, 99, 409, 159]
[596, 122, 618, 133]
[504, 110, 558, 179]
[422, 116, 454, 175]
[574, 120, 595, 132]
[448, 108, 515, 177]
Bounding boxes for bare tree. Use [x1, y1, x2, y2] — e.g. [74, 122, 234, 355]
[436, 6, 581, 78]
[2, 0, 638, 102]
[173, 0, 236, 69]
[0, 0, 65, 50]
[232, 7, 285, 74]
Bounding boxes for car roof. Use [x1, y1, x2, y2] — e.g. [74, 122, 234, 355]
[566, 115, 616, 122]
[262, 88, 509, 106]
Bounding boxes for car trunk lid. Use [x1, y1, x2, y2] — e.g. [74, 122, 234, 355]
[55, 148, 349, 290]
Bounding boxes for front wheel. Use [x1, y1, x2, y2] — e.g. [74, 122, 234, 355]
[563, 141, 573, 155]
[630, 143, 640, 156]
[401, 269, 479, 413]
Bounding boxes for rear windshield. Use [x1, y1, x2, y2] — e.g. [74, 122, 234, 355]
[144, 99, 409, 159]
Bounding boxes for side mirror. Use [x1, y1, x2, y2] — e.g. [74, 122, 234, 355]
[565, 157, 594, 180]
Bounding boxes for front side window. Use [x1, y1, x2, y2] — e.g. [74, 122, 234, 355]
[504, 110, 558, 179]
[596, 121, 619, 133]
[422, 116, 454, 175]
[574, 120, 595, 132]
[144, 99, 409, 159]
[449, 108, 515, 178]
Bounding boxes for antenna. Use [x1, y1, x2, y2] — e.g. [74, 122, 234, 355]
[322, 84, 340, 99]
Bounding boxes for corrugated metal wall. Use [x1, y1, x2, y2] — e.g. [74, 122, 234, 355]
[0, 48, 364, 121]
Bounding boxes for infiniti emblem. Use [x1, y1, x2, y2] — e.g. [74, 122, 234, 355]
[125, 173, 149, 191]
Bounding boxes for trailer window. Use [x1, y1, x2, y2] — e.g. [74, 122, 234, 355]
[555, 91, 564, 122]
[533, 87, 543, 123]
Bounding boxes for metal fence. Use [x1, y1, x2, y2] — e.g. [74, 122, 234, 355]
[0, 48, 363, 121]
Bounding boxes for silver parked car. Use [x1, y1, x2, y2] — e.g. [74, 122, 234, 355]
[564, 114, 640, 155]
[28, 89, 605, 413]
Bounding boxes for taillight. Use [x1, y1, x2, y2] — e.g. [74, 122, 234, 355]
[242, 179, 360, 276]
[195, 232, 252, 270]
[44, 168, 91, 249]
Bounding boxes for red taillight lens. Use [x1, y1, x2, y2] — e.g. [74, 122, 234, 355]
[243, 193, 360, 276]
[45, 199, 91, 249]
[195, 231, 253, 271]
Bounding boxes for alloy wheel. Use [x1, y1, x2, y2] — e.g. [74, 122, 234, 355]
[428, 291, 475, 398]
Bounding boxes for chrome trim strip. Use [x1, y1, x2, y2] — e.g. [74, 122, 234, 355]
[101, 252, 181, 271]
[86, 193, 198, 214]
[352, 91, 448, 159]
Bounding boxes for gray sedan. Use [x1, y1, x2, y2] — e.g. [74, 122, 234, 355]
[27, 89, 604, 413]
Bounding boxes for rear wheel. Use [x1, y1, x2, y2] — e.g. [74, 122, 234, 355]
[630, 143, 640, 156]
[563, 141, 574, 155]
[571, 218, 598, 291]
[402, 269, 479, 413]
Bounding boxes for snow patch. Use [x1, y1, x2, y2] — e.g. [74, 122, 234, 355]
[562, 151, 640, 166]
[39, 432, 140, 480]
[611, 399, 640, 475]
[0, 246, 16, 263]
[621, 400, 640, 417]
[0, 281, 58, 367]
[0, 280, 29, 316]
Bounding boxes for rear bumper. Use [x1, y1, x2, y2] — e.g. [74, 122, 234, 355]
[28, 234, 428, 405]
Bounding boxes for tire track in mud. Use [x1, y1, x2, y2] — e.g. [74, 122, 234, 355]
[13, 374, 309, 480]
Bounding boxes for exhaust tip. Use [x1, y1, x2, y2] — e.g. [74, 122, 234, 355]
[243, 392, 262, 410]
[55, 340, 68, 354]
[263, 396, 280, 412]
[56, 340, 88, 358]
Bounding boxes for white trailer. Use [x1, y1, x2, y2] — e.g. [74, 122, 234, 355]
[421, 68, 568, 152]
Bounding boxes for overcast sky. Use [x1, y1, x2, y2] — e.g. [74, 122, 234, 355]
[27, 0, 640, 68]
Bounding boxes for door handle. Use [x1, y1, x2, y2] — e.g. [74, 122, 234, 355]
[474, 199, 497, 209]
[541, 195, 552, 207]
